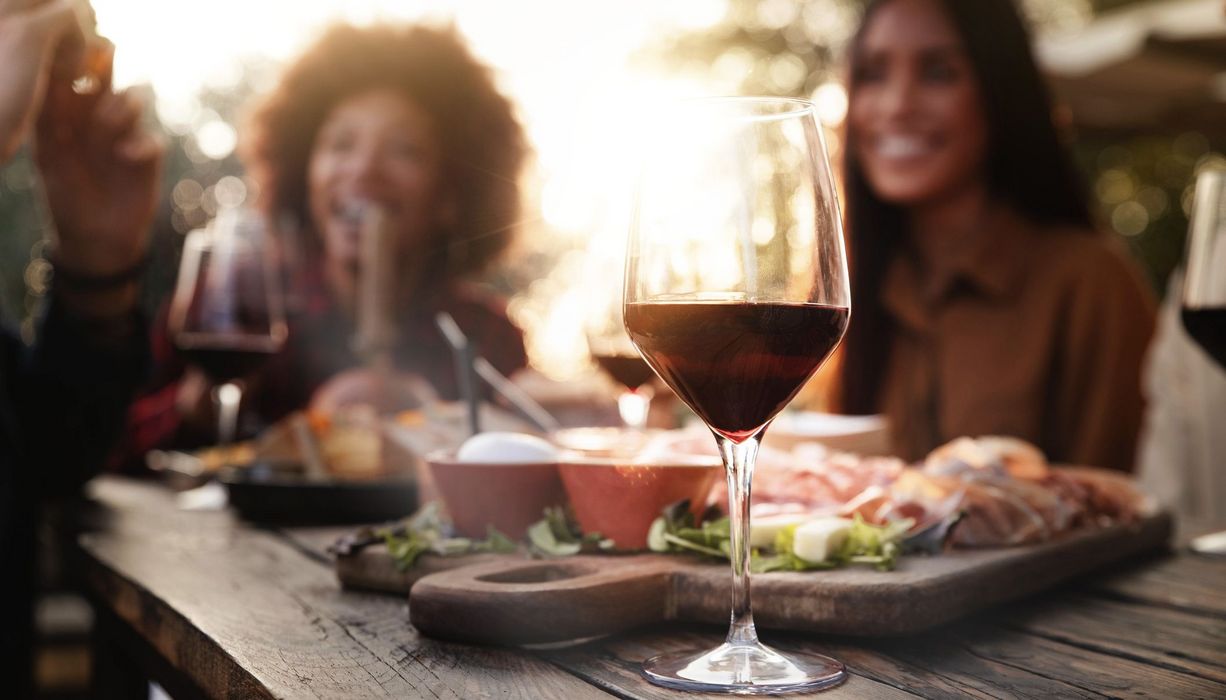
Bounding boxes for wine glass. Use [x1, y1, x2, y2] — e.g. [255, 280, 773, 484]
[1182, 168, 1226, 370]
[624, 97, 850, 693]
[586, 303, 656, 430]
[170, 208, 288, 444]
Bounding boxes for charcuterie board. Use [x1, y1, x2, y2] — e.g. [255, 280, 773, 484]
[334, 509, 1172, 644]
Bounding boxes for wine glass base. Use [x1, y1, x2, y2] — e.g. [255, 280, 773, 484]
[642, 641, 846, 695]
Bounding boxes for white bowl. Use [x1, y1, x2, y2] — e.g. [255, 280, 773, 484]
[767, 412, 891, 456]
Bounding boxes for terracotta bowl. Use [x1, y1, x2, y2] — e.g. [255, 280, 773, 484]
[549, 427, 660, 458]
[558, 455, 722, 550]
[427, 451, 566, 538]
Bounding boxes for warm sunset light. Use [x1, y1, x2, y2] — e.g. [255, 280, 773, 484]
[91, 0, 732, 378]
[6, 3, 1223, 698]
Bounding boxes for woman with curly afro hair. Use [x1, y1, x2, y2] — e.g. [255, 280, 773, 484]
[116, 24, 530, 456]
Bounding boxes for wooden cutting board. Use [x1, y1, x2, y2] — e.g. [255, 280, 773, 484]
[335, 511, 1172, 645]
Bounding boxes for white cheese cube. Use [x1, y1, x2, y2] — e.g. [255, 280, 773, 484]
[750, 513, 811, 548]
[792, 517, 853, 563]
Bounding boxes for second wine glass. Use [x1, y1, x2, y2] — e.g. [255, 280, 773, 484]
[586, 304, 656, 430]
[170, 208, 288, 444]
[624, 97, 850, 694]
[1182, 168, 1226, 370]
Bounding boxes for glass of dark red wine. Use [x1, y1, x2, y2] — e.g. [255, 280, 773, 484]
[624, 97, 850, 693]
[586, 306, 656, 430]
[1182, 168, 1226, 370]
[169, 208, 287, 444]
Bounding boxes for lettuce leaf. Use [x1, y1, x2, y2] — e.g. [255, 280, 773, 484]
[649, 502, 913, 573]
[380, 502, 519, 570]
[526, 506, 614, 557]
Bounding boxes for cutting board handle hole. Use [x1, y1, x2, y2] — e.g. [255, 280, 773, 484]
[477, 563, 595, 584]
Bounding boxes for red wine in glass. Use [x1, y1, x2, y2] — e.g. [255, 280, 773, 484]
[1181, 170, 1226, 371]
[626, 301, 849, 442]
[587, 309, 657, 429]
[1181, 308, 1226, 370]
[174, 242, 283, 383]
[170, 210, 287, 443]
[592, 352, 656, 391]
[176, 334, 281, 384]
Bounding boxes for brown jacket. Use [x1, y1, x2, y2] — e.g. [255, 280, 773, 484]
[877, 209, 1156, 471]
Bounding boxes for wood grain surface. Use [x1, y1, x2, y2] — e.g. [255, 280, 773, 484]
[77, 477, 1226, 699]
[544, 627, 922, 700]
[80, 478, 611, 699]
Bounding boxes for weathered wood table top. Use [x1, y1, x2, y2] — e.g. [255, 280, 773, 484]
[77, 476, 1226, 699]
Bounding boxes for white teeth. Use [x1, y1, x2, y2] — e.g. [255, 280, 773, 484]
[335, 199, 374, 225]
[877, 136, 928, 159]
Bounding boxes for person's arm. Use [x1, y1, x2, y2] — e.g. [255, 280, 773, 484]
[0, 0, 85, 161]
[1050, 241, 1157, 472]
[11, 29, 163, 493]
[102, 305, 214, 472]
[35, 36, 161, 305]
[11, 297, 148, 495]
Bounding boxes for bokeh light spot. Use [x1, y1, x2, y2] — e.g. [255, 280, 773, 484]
[195, 120, 238, 161]
[172, 179, 204, 211]
[812, 82, 848, 126]
[1111, 201, 1149, 237]
[214, 176, 249, 209]
[1095, 168, 1135, 205]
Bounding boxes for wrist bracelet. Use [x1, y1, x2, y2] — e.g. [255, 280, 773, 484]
[48, 252, 150, 291]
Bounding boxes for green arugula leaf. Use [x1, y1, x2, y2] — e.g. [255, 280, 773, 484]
[475, 526, 519, 554]
[381, 502, 529, 570]
[525, 506, 614, 556]
[647, 500, 914, 572]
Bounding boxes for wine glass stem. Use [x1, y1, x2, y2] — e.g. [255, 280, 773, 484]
[715, 429, 763, 648]
[214, 382, 243, 445]
[617, 390, 652, 430]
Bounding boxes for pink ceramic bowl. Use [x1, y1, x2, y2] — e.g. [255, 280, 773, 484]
[558, 455, 722, 550]
[427, 451, 566, 538]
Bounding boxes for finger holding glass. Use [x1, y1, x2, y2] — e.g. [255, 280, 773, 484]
[624, 97, 850, 694]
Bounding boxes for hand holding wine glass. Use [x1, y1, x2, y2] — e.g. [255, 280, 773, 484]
[170, 208, 287, 444]
[1182, 168, 1226, 370]
[624, 97, 849, 693]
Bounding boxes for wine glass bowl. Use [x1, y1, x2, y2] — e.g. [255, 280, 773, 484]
[170, 208, 287, 444]
[586, 309, 656, 430]
[624, 300, 848, 443]
[1182, 168, 1226, 370]
[623, 97, 850, 693]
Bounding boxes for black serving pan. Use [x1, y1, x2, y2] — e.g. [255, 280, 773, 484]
[220, 462, 418, 525]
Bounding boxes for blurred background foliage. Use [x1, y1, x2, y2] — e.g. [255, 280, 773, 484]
[0, 0, 1216, 357]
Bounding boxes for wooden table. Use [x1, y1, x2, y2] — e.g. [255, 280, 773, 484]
[77, 476, 1226, 699]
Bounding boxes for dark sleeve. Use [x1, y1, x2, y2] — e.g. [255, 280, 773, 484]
[445, 284, 528, 380]
[10, 297, 150, 496]
[105, 303, 197, 472]
[466, 296, 528, 379]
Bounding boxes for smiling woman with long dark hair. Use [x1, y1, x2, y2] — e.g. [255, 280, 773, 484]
[836, 0, 1155, 471]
